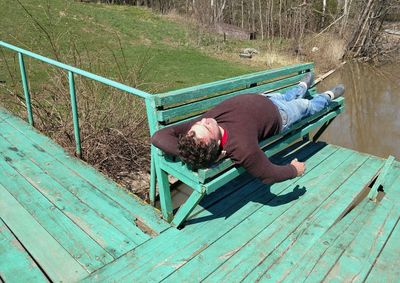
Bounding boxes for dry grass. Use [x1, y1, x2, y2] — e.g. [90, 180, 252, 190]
[42, 67, 152, 200]
[1, 42, 154, 201]
[39, 76, 152, 200]
[302, 32, 347, 72]
[254, 49, 302, 68]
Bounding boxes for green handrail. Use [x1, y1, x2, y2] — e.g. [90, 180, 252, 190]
[68, 71, 82, 157]
[18, 52, 34, 126]
[0, 40, 152, 157]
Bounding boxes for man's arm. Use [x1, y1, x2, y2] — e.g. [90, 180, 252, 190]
[234, 144, 300, 184]
[151, 120, 196, 156]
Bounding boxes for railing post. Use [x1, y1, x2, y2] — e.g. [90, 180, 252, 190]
[18, 52, 34, 126]
[68, 71, 82, 158]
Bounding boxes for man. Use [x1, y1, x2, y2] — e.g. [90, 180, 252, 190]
[151, 74, 344, 184]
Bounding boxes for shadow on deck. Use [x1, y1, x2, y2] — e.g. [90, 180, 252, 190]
[1, 107, 399, 282]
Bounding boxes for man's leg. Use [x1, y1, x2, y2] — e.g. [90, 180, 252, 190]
[263, 84, 308, 101]
[279, 93, 332, 130]
[271, 84, 344, 131]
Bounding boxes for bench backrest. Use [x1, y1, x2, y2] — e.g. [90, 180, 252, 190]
[145, 63, 332, 187]
[146, 63, 315, 135]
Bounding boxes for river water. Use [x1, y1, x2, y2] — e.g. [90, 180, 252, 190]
[319, 61, 400, 160]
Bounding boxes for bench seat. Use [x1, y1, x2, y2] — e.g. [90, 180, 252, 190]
[145, 63, 345, 227]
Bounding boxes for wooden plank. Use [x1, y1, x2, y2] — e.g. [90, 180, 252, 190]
[368, 155, 395, 200]
[252, 157, 383, 282]
[188, 141, 328, 220]
[301, 200, 380, 283]
[0, 219, 49, 282]
[364, 218, 400, 282]
[170, 148, 366, 282]
[83, 144, 340, 282]
[0, 183, 88, 282]
[163, 147, 343, 281]
[280, 197, 375, 283]
[320, 166, 400, 282]
[0, 156, 114, 272]
[0, 108, 169, 234]
[384, 29, 400, 35]
[190, 141, 336, 220]
[156, 73, 306, 123]
[188, 172, 254, 220]
[0, 139, 137, 258]
[245, 155, 388, 282]
[0, 122, 151, 245]
[303, 165, 400, 282]
[155, 63, 314, 106]
[84, 177, 266, 282]
[200, 149, 354, 281]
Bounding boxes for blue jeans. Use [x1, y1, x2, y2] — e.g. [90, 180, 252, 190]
[262, 85, 331, 132]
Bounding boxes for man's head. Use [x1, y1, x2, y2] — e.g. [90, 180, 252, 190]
[178, 118, 222, 170]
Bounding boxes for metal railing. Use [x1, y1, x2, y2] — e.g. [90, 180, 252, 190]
[0, 41, 152, 157]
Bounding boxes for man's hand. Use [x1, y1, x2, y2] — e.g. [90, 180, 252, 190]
[291, 158, 305, 176]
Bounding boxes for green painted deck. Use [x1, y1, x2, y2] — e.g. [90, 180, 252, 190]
[1, 107, 400, 283]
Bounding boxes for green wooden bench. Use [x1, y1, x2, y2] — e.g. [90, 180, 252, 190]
[145, 63, 344, 227]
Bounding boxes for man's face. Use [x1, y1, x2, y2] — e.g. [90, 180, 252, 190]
[189, 118, 221, 144]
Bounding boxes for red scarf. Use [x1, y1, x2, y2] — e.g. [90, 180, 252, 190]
[220, 128, 228, 147]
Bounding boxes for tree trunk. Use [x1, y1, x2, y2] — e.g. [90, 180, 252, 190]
[340, 0, 353, 36]
[251, 0, 255, 32]
[345, 0, 389, 59]
[241, 0, 244, 28]
[265, 0, 270, 39]
[271, 0, 274, 38]
[210, 0, 215, 24]
[321, 0, 327, 28]
[279, 0, 282, 39]
[258, 0, 264, 40]
[216, 0, 227, 24]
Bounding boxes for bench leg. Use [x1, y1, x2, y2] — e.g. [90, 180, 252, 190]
[313, 117, 336, 142]
[172, 190, 205, 228]
[155, 164, 174, 222]
[149, 150, 156, 206]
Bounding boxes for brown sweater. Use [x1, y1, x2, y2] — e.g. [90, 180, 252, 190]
[151, 94, 297, 184]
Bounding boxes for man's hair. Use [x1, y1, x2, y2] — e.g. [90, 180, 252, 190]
[177, 131, 221, 170]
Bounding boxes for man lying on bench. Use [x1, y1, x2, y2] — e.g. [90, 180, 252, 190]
[151, 74, 345, 184]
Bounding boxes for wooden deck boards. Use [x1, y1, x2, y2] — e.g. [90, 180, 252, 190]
[0, 108, 168, 282]
[0, 218, 50, 282]
[1, 107, 399, 282]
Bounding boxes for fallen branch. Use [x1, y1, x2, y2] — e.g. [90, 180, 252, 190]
[384, 29, 400, 36]
[311, 15, 345, 42]
[313, 61, 347, 86]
